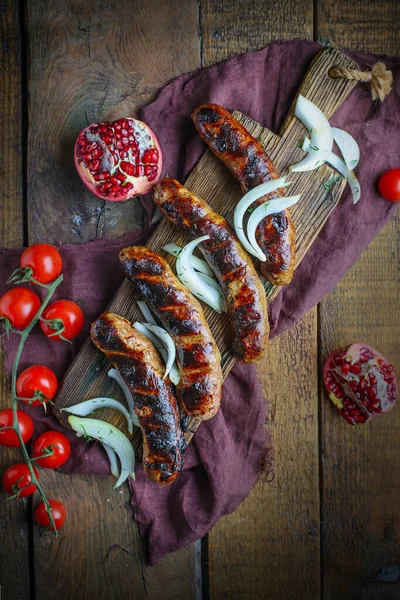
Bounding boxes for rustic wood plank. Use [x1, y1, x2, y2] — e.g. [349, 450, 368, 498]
[200, 0, 314, 67]
[26, 0, 201, 244]
[26, 1, 201, 598]
[200, 2, 322, 598]
[54, 47, 359, 449]
[33, 469, 197, 600]
[209, 312, 321, 599]
[318, 2, 400, 598]
[0, 1, 31, 598]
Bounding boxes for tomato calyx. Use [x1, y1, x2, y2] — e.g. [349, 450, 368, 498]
[31, 444, 56, 462]
[39, 317, 72, 343]
[2, 477, 34, 502]
[17, 390, 53, 412]
[0, 316, 14, 339]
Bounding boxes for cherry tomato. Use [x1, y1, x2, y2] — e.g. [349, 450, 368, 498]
[34, 499, 66, 531]
[0, 409, 34, 447]
[20, 243, 63, 284]
[33, 431, 71, 469]
[40, 300, 84, 341]
[0, 288, 41, 330]
[378, 169, 400, 202]
[16, 365, 58, 406]
[2, 463, 39, 498]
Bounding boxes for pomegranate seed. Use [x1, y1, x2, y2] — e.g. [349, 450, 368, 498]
[115, 132, 122, 140]
[120, 150, 127, 158]
[93, 173, 102, 182]
[90, 160, 100, 172]
[124, 182, 133, 191]
[102, 171, 111, 180]
[99, 125, 107, 133]
[117, 140, 123, 149]
[83, 152, 92, 162]
[114, 123, 122, 131]
[91, 147, 103, 159]
[116, 172, 126, 182]
[136, 165, 144, 177]
[120, 161, 135, 176]
[111, 184, 120, 192]
[350, 363, 361, 374]
[110, 176, 121, 185]
[341, 363, 350, 375]
[142, 148, 159, 164]
[122, 136, 129, 144]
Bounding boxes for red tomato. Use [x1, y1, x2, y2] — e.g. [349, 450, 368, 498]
[0, 288, 41, 330]
[34, 499, 66, 531]
[20, 244, 63, 284]
[0, 409, 34, 447]
[378, 169, 400, 202]
[2, 463, 39, 498]
[16, 365, 58, 406]
[33, 431, 71, 469]
[40, 300, 84, 341]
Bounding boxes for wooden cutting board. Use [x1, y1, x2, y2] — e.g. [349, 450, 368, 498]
[54, 47, 360, 449]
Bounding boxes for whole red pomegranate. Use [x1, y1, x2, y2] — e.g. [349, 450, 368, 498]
[74, 117, 162, 201]
[323, 343, 397, 425]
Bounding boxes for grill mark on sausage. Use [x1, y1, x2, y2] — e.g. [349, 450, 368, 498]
[120, 246, 223, 419]
[192, 103, 296, 286]
[90, 312, 185, 485]
[153, 178, 268, 362]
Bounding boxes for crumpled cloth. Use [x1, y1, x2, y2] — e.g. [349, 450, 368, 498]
[0, 40, 398, 565]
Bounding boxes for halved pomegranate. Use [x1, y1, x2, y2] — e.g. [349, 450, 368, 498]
[74, 118, 162, 202]
[323, 343, 397, 425]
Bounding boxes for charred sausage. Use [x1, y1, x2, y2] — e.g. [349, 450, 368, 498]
[192, 103, 296, 286]
[153, 178, 268, 362]
[91, 312, 185, 485]
[119, 246, 222, 420]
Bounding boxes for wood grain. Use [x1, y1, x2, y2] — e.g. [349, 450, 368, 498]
[0, 1, 31, 598]
[200, 0, 313, 68]
[318, 3, 400, 597]
[53, 47, 358, 450]
[25, 1, 201, 598]
[209, 312, 321, 599]
[26, 0, 201, 244]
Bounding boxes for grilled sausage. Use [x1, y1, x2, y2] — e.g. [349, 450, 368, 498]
[91, 312, 185, 485]
[119, 246, 222, 420]
[192, 103, 296, 286]
[153, 178, 268, 362]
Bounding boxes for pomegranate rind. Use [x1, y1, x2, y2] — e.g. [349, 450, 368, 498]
[323, 343, 397, 426]
[73, 117, 163, 202]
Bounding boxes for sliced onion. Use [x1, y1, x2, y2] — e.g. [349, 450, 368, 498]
[325, 151, 361, 204]
[332, 127, 360, 171]
[291, 95, 333, 172]
[162, 242, 213, 276]
[136, 300, 157, 325]
[133, 321, 180, 385]
[68, 416, 135, 487]
[197, 272, 228, 312]
[234, 178, 290, 257]
[61, 397, 133, 434]
[176, 235, 226, 313]
[140, 322, 175, 380]
[247, 195, 302, 260]
[102, 442, 119, 479]
[107, 368, 140, 428]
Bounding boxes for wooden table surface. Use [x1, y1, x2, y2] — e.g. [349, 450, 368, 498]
[0, 1, 399, 599]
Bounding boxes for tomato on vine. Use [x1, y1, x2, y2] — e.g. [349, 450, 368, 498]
[35, 499, 66, 531]
[0, 288, 41, 332]
[40, 300, 84, 341]
[0, 409, 34, 447]
[19, 244, 63, 285]
[16, 365, 58, 406]
[2, 463, 39, 498]
[33, 431, 71, 469]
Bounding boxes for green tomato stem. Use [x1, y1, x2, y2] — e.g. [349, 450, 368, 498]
[9, 273, 63, 535]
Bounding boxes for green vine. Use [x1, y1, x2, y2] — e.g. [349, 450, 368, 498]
[1, 274, 63, 534]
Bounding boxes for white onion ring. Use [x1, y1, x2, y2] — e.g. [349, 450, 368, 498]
[290, 95, 333, 172]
